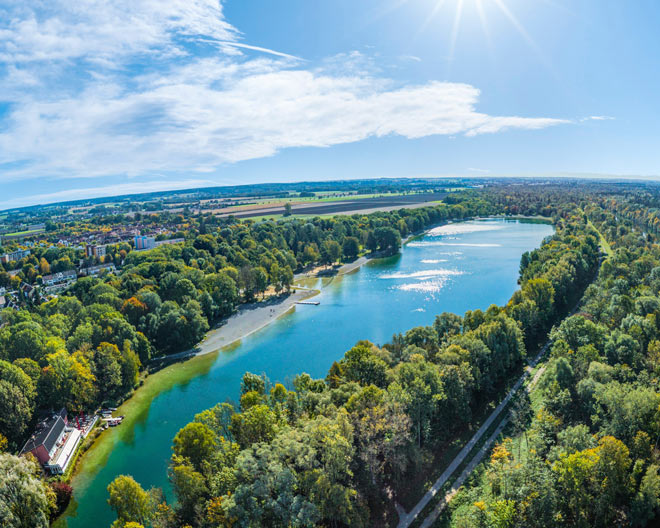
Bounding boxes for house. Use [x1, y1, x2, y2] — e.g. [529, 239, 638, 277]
[0, 293, 18, 310]
[20, 409, 82, 475]
[20, 283, 38, 302]
[42, 270, 77, 287]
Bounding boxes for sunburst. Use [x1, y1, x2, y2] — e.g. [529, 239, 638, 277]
[379, 0, 560, 72]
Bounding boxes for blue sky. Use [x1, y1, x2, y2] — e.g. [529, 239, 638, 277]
[0, 0, 658, 208]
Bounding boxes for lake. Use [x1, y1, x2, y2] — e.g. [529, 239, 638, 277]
[61, 218, 554, 527]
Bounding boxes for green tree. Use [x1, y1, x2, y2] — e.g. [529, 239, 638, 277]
[107, 475, 155, 527]
[342, 236, 360, 260]
[374, 226, 401, 254]
[321, 239, 342, 266]
[172, 422, 217, 471]
[0, 453, 51, 528]
[231, 404, 278, 448]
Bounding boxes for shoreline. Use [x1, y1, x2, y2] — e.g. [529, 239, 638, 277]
[58, 216, 549, 525]
[59, 221, 471, 503]
[192, 287, 320, 357]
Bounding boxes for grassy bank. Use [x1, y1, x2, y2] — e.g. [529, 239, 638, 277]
[58, 351, 219, 515]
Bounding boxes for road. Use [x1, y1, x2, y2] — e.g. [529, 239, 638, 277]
[418, 364, 547, 528]
[394, 341, 550, 528]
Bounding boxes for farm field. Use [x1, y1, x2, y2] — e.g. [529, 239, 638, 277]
[214, 192, 448, 219]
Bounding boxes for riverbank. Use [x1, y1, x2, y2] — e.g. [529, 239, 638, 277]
[58, 217, 555, 528]
[60, 233, 414, 498]
[193, 288, 319, 357]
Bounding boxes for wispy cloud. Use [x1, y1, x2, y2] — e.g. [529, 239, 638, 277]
[581, 115, 615, 122]
[0, 0, 570, 188]
[2, 179, 216, 210]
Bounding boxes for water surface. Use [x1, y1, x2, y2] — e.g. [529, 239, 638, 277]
[63, 218, 553, 527]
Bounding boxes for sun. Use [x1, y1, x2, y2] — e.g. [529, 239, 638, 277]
[414, 0, 548, 69]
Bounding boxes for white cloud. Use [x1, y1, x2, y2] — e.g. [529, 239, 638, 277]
[0, 0, 570, 186]
[581, 115, 615, 122]
[0, 0, 236, 64]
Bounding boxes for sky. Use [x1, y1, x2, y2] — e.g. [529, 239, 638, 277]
[0, 0, 659, 209]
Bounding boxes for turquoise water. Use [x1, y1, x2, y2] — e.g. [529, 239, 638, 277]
[63, 218, 553, 527]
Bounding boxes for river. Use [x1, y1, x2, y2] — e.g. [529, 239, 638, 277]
[60, 218, 554, 527]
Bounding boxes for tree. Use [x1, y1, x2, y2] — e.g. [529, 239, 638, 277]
[631, 464, 660, 526]
[342, 237, 359, 260]
[172, 422, 217, 471]
[0, 380, 33, 442]
[231, 404, 278, 448]
[321, 240, 342, 267]
[107, 475, 155, 527]
[340, 344, 388, 387]
[0, 453, 50, 528]
[373, 226, 401, 254]
[206, 272, 238, 317]
[169, 459, 207, 522]
[283, 202, 292, 217]
[93, 343, 123, 399]
[522, 278, 555, 324]
[253, 267, 269, 299]
[50, 482, 73, 518]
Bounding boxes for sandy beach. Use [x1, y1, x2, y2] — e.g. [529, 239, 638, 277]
[194, 288, 318, 356]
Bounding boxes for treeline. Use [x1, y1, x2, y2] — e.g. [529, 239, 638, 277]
[103, 207, 599, 527]
[0, 200, 490, 451]
[447, 202, 660, 527]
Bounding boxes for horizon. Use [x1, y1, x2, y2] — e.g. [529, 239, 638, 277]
[5, 172, 660, 212]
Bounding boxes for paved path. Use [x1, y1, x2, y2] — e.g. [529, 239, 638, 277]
[399, 251, 603, 528]
[395, 342, 549, 528]
[418, 365, 546, 528]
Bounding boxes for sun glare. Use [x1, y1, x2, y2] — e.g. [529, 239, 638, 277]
[411, 0, 555, 73]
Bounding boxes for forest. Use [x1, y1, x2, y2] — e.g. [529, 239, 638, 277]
[0, 196, 491, 508]
[7, 182, 660, 527]
[99, 184, 659, 528]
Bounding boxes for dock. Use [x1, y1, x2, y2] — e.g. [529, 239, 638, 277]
[296, 301, 320, 305]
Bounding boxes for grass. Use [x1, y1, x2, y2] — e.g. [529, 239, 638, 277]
[587, 219, 614, 257]
[64, 351, 219, 496]
[4, 228, 44, 236]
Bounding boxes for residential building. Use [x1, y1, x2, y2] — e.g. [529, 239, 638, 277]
[20, 409, 82, 475]
[85, 244, 107, 258]
[79, 263, 117, 276]
[0, 249, 31, 263]
[134, 235, 156, 250]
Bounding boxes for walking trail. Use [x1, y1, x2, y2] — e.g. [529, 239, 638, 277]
[397, 249, 604, 528]
[394, 341, 550, 528]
